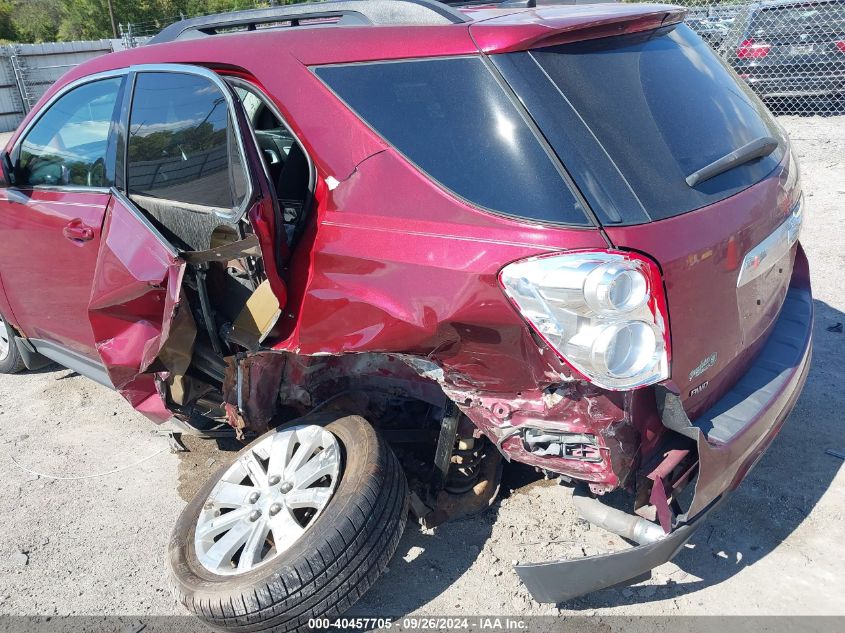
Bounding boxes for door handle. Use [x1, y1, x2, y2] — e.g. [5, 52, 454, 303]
[62, 220, 95, 242]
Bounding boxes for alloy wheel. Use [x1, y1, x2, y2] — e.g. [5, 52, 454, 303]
[194, 424, 341, 575]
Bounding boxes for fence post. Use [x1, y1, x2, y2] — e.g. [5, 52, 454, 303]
[8, 46, 32, 114]
[119, 23, 137, 50]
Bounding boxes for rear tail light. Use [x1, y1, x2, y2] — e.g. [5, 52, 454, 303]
[836, 41, 845, 53]
[499, 251, 670, 391]
[737, 38, 771, 59]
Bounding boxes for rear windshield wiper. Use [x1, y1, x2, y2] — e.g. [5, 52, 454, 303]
[685, 136, 779, 187]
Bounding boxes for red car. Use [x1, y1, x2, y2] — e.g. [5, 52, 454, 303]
[0, 0, 811, 629]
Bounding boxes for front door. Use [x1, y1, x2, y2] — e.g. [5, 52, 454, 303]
[0, 75, 124, 363]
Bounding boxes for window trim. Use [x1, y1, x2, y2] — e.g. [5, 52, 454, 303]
[125, 64, 255, 223]
[11, 64, 255, 223]
[224, 75, 316, 201]
[11, 69, 127, 194]
[225, 74, 317, 263]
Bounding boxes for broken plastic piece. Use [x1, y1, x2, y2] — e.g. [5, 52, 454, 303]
[228, 280, 283, 350]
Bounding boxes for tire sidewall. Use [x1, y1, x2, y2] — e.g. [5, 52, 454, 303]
[169, 413, 378, 596]
[0, 315, 23, 374]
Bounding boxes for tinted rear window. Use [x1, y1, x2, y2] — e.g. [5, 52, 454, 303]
[510, 24, 785, 223]
[315, 57, 589, 226]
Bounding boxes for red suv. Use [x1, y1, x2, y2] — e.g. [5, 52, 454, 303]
[0, 0, 811, 629]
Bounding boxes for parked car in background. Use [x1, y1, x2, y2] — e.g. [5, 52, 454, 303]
[723, 0, 845, 102]
[687, 7, 740, 49]
[0, 1, 812, 630]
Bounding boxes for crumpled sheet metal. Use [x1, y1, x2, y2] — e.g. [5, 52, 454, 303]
[270, 150, 635, 486]
[401, 356, 640, 489]
[278, 353, 448, 412]
[274, 151, 608, 391]
[222, 353, 287, 435]
[88, 196, 186, 424]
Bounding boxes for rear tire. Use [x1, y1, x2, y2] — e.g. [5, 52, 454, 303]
[0, 313, 25, 374]
[168, 412, 409, 632]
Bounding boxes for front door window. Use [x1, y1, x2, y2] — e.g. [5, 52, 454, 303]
[18, 77, 122, 188]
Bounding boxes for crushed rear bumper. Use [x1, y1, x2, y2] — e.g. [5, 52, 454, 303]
[515, 271, 813, 604]
[516, 495, 726, 603]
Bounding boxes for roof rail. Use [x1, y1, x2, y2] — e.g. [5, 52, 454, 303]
[149, 0, 469, 44]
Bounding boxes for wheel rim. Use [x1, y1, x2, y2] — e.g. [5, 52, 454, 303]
[194, 424, 341, 575]
[0, 314, 10, 361]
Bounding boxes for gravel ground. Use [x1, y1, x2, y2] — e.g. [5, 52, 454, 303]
[0, 116, 843, 621]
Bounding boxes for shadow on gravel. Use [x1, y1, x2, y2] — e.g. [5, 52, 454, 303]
[568, 298, 844, 610]
[175, 434, 242, 502]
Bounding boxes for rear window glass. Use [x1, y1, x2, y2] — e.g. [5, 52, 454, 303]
[522, 24, 785, 222]
[315, 57, 589, 226]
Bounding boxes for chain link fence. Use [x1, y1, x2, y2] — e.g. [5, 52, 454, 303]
[683, 0, 845, 115]
[2, 0, 841, 126]
[0, 40, 123, 132]
[120, 0, 845, 116]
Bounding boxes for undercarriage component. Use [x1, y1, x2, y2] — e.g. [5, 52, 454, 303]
[515, 495, 726, 604]
[431, 402, 461, 493]
[402, 401, 504, 527]
[420, 440, 502, 528]
[222, 353, 286, 436]
[572, 484, 664, 545]
[446, 436, 484, 494]
[522, 428, 601, 462]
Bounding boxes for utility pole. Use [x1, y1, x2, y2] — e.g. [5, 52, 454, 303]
[107, 0, 118, 39]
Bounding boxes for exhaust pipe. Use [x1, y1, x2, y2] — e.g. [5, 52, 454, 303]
[573, 485, 666, 545]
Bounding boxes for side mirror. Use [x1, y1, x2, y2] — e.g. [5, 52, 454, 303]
[0, 151, 15, 186]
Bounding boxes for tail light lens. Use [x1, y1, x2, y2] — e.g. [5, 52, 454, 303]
[836, 41, 845, 52]
[737, 38, 771, 59]
[499, 251, 670, 391]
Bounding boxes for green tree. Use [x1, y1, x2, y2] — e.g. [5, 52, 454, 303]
[0, 1, 17, 42]
[6, 0, 290, 43]
[58, 0, 115, 40]
[12, 0, 63, 42]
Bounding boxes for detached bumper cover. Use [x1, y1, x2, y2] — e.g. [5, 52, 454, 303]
[516, 496, 725, 604]
[516, 281, 813, 603]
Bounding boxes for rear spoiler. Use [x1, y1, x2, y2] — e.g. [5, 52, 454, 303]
[468, 3, 687, 53]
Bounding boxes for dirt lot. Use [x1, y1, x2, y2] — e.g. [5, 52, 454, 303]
[0, 116, 843, 621]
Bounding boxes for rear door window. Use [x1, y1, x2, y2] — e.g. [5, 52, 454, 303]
[315, 57, 590, 226]
[127, 72, 248, 216]
[499, 24, 786, 223]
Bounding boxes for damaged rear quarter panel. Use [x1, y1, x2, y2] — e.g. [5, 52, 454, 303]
[272, 150, 638, 485]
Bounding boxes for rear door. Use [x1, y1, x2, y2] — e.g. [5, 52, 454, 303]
[88, 191, 186, 422]
[0, 75, 125, 369]
[86, 65, 285, 421]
